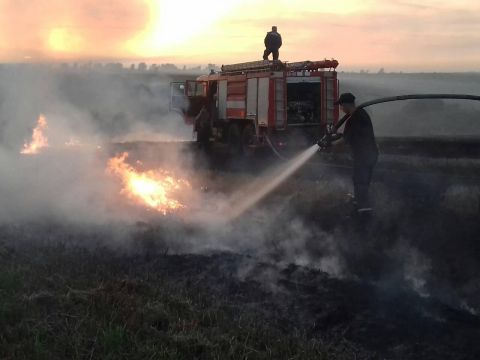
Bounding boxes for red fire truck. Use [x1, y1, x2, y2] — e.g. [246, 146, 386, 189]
[170, 59, 340, 154]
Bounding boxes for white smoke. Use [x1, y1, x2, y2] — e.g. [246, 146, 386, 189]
[0, 65, 194, 225]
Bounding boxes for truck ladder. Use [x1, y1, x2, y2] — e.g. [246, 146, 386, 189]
[221, 60, 283, 75]
[221, 59, 339, 75]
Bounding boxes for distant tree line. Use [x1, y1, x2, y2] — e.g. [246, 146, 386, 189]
[0, 62, 221, 74]
[51, 62, 221, 73]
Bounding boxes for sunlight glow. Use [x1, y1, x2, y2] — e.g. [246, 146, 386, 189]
[126, 0, 241, 56]
[48, 28, 83, 53]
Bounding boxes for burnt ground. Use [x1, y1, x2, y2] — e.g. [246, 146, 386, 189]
[1, 241, 480, 360]
[2, 145, 480, 359]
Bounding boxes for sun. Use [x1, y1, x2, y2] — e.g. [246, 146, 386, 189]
[47, 28, 83, 53]
[125, 0, 241, 57]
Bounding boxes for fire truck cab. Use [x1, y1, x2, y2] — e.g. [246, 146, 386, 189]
[170, 59, 340, 154]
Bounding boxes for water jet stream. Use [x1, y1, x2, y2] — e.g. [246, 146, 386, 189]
[226, 144, 320, 221]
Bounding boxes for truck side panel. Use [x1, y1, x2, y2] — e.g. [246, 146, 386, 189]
[274, 78, 287, 129]
[246, 78, 258, 119]
[323, 72, 337, 125]
[226, 79, 246, 118]
[218, 80, 228, 119]
[258, 78, 269, 127]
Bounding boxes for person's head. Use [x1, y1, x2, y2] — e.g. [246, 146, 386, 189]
[272, 26, 277, 32]
[335, 93, 356, 114]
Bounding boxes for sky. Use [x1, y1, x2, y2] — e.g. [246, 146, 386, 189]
[0, 0, 479, 71]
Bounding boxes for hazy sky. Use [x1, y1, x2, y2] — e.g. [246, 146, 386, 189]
[0, 0, 479, 71]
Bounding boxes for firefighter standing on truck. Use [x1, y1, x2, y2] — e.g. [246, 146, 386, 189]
[321, 93, 378, 216]
[263, 26, 282, 61]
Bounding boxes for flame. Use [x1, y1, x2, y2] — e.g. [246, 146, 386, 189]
[107, 152, 191, 215]
[21, 114, 49, 155]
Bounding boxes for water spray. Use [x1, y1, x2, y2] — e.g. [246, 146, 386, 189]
[226, 144, 320, 221]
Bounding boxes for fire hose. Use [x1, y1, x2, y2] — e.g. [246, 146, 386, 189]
[318, 93, 480, 150]
[266, 93, 480, 159]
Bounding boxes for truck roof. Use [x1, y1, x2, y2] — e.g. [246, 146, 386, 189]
[196, 59, 339, 81]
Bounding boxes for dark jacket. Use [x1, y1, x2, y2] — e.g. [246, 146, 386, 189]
[194, 107, 210, 132]
[343, 108, 378, 162]
[264, 31, 282, 49]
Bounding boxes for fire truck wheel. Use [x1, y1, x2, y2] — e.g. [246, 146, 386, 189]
[242, 124, 256, 156]
[227, 123, 242, 156]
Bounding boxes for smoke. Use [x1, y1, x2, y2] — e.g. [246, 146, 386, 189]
[129, 195, 349, 279]
[0, 65, 194, 226]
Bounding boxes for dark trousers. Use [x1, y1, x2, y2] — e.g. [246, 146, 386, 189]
[263, 48, 279, 60]
[352, 155, 377, 210]
[196, 126, 211, 151]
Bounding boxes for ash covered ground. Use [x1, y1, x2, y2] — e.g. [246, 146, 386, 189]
[1, 67, 480, 359]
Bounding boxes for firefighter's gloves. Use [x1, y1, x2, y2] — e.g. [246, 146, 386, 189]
[326, 123, 335, 135]
[317, 136, 332, 149]
[317, 133, 342, 149]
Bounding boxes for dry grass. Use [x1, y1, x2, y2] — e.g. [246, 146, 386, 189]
[0, 241, 372, 360]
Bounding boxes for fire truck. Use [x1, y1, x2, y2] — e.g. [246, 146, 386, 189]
[170, 59, 340, 154]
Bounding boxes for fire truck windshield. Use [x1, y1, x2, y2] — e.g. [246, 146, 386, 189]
[187, 81, 207, 97]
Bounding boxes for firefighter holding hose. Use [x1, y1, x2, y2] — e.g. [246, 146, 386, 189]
[320, 93, 379, 216]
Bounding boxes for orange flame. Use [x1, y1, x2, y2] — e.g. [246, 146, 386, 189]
[107, 152, 191, 215]
[21, 114, 49, 155]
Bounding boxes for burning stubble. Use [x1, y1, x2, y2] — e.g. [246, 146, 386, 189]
[106, 152, 192, 215]
[20, 114, 49, 155]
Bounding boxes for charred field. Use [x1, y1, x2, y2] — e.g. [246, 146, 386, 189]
[2, 142, 480, 360]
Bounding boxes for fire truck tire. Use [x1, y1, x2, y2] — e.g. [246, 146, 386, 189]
[242, 123, 256, 157]
[227, 123, 242, 156]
